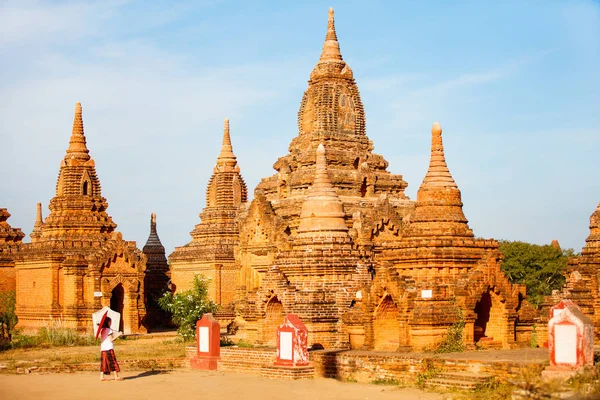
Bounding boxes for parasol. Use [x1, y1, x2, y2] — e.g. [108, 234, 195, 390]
[92, 307, 121, 339]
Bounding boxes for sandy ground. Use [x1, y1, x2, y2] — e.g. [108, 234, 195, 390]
[0, 370, 445, 400]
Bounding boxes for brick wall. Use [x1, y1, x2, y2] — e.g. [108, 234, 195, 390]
[187, 347, 546, 384]
[0, 264, 15, 292]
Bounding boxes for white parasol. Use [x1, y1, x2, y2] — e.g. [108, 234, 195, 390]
[92, 306, 121, 339]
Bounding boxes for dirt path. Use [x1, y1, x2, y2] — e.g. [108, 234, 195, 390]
[0, 370, 445, 400]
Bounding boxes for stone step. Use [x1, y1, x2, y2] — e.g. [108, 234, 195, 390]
[437, 371, 492, 382]
[424, 378, 480, 390]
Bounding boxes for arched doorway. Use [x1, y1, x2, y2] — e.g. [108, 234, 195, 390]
[373, 295, 400, 351]
[474, 288, 505, 345]
[262, 296, 283, 346]
[110, 284, 125, 333]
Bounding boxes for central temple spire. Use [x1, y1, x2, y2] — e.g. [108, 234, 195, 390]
[66, 102, 90, 161]
[319, 7, 343, 62]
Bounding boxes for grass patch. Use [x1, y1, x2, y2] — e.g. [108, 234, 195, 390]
[0, 334, 185, 373]
[415, 359, 442, 388]
[371, 377, 401, 386]
[235, 339, 255, 348]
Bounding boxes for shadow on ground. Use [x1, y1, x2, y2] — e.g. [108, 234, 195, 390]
[123, 370, 170, 380]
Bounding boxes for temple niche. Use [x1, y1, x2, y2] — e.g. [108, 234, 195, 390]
[0, 209, 25, 293]
[13, 103, 149, 334]
[224, 8, 529, 351]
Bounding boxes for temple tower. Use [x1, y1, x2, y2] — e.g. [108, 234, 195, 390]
[0, 209, 25, 293]
[229, 9, 531, 351]
[562, 202, 600, 338]
[236, 8, 413, 320]
[169, 118, 248, 305]
[142, 213, 170, 328]
[254, 7, 410, 210]
[375, 123, 525, 350]
[14, 102, 148, 334]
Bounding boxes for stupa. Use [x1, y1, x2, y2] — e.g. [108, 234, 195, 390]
[169, 118, 248, 305]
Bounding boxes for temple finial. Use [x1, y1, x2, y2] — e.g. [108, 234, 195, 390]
[216, 117, 238, 170]
[223, 117, 231, 147]
[143, 212, 164, 249]
[421, 122, 457, 188]
[30, 202, 44, 241]
[66, 101, 90, 159]
[320, 7, 342, 61]
[35, 202, 43, 225]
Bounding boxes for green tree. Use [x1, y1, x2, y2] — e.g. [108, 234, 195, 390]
[498, 240, 576, 307]
[0, 291, 18, 343]
[157, 275, 218, 340]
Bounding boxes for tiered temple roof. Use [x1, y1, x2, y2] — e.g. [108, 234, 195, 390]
[256, 8, 409, 208]
[143, 213, 168, 268]
[28, 102, 116, 247]
[405, 123, 473, 238]
[170, 118, 248, 263]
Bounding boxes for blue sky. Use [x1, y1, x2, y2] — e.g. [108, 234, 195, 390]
[1, 0, 599, 255]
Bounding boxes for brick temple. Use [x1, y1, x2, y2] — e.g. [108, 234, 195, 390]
[11, 103, 167, 334]
[168, 8, 530, 351]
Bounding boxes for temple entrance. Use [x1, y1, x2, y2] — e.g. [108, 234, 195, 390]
[373, 295, 400, 351]
[474, 288, 505, 345]
[110, 284, 125, 333]
[262, 296, 283, 346]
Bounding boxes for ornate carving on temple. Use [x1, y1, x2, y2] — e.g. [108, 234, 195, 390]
[169, 118, 248, 305]
[0, 208, 25, 292]
[14, 102, 147, 334]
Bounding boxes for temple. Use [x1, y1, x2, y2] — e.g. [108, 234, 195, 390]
[13, 103, 149, 333]
[169, 118, 248, 305]
[142, 212, 171, 328]
[167, 8, 529, 350]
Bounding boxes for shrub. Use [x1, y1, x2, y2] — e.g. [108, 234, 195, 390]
[38, 315, 95, 346]
[157, 275, 218, 340]
[434, 305, 465, 353]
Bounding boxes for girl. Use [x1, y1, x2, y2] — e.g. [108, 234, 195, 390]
[99, 317, 123, 381]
